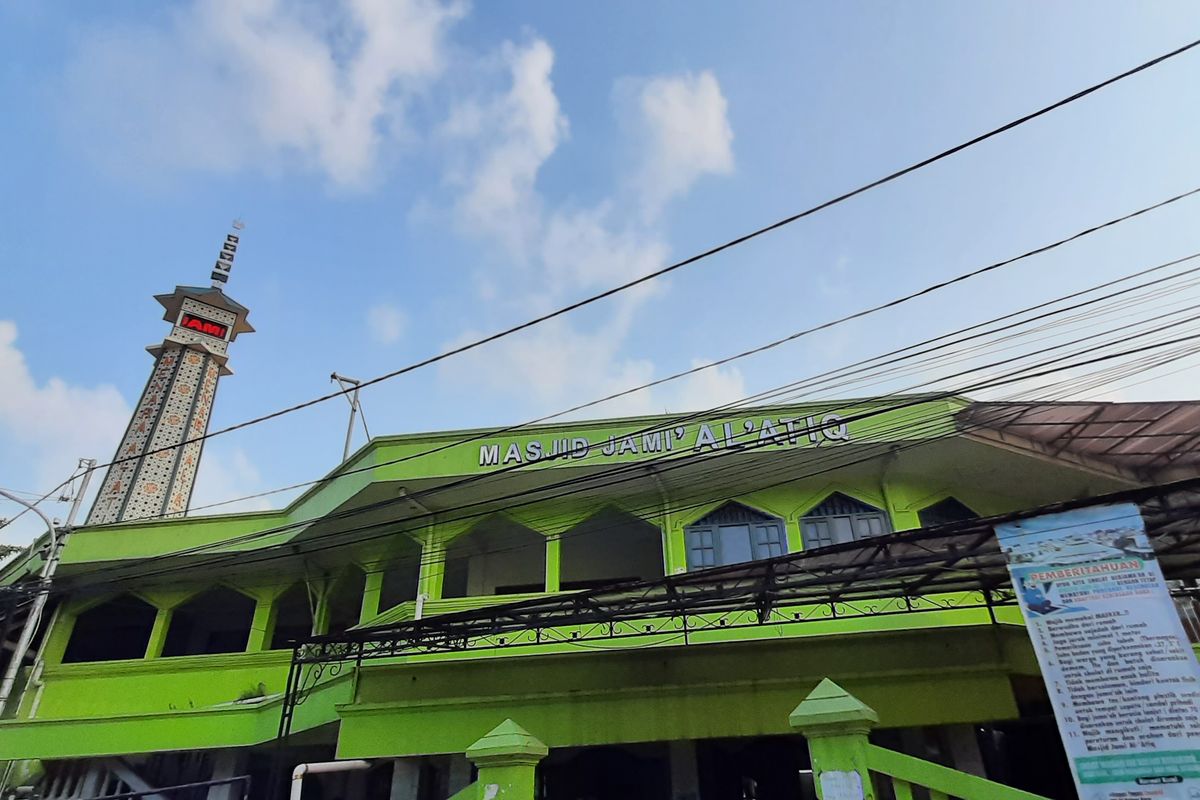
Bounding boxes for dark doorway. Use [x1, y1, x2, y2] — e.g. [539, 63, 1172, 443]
[540, 744, 670, 800]
[695, 736, 815, 800]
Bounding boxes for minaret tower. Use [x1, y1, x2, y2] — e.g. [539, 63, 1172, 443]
[87, 224, 254, 525]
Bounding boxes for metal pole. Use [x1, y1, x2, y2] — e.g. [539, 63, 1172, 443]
[0, 488, 59, 716]
[345, 385, 360, 463]
[331, 373, 362, 463]
[65, 459, 97, 528]
[15, 461, 97, 721]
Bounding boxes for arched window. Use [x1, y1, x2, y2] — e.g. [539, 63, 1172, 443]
[561, 508, 665, 590]
[443, 517, 546, 598]
[685, 503, 787, 570]
[801, 493, 891, 549]
[918, 497, 979, 528]
[162, 587, 256, 657]
[269, 583, 313, 650]
[63, 594, 158, 663]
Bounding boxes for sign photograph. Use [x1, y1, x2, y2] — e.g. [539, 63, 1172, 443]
[997, 504, 1200, 800]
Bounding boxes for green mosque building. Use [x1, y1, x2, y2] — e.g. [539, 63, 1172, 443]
[2, 255, 1199, 800]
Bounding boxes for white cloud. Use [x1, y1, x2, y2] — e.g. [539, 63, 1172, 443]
[540, 205, 668, 299]
[367, 303, 407, 344]
[623, 70, 734, 218]
[444, 38, 568, 256]
[443, 319, 657, 419]
[436, 41, 740, 419]
[662, 359, 747, 413]
[62, 0, 465, 187]
[190, 445, 275, 515]
[0, 321, 131, 543]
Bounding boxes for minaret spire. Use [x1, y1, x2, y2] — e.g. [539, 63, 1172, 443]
[210, 219, 245, 289]
[86, 223, 254, 525]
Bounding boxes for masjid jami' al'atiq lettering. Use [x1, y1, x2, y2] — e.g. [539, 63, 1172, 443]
[477, 413, 851, 467]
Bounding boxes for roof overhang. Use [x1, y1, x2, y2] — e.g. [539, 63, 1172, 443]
[960, 401, 1200, 479]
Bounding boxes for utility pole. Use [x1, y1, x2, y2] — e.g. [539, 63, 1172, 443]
[331, 373, 368, 462]
[0, 460, 95, 716]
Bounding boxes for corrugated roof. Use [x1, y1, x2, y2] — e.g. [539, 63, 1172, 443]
[960, 401, 1200, 473]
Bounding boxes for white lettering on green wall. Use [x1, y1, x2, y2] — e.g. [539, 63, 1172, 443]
[477, 414, 853, 468]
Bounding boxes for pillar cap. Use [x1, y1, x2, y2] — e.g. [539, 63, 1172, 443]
[466, 719, 548, 766]
[789, 678, 879, 733]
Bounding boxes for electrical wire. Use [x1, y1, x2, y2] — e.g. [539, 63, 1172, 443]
[69, 265, 1200, 582]
[53, 341, 1199, 603]
[77, 40, 1200, 478]
[86, 193, 1200, 525]
[169, 251, 1200, 529]
[57, 319, 1200, 596]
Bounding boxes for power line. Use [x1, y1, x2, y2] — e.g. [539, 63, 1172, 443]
[81, 39, 1200, 478]
[56, 331, 1200, 601]
[90, 190, 1200, 526]
[69, 260, 1200, 585]
[59, 322, 1200, 594]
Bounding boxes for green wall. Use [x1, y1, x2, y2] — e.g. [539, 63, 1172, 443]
[0, 399, 1141, 763]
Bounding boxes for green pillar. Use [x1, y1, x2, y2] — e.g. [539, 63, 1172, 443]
[789, 679, 880, 800]
[40, 609, 76, 667]
[246, 597, 277, 652]
[664, 522, 688, 574]
[419, 541, 446, 601]
[880, 478, 921, 532]
[361, 566, 385, 624]
[465, 719, 548, 800]
[144, 607, 174, 658]
[545, 538, 561, 592]
[312, 580, 332, 636]
[785, 517, 804, 553]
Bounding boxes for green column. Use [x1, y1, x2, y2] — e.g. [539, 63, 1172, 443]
[312, 580, 332, 635]
[246, 597, 277, 652]
[144, 607, 174, 658]
[664, 522, 688, 574]
[418, 541, 446, 601]
[880, 479, 921, 532]
[545, 538, 561, 592]
[785, 518, 805, 553]
[361, 566, 384, 625]
[465, 719, 548, 800]
[789, 679, 880, 800]
[40, 609, 77, 666]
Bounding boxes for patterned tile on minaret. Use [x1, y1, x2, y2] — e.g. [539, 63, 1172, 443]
[86, 276, 252, 526]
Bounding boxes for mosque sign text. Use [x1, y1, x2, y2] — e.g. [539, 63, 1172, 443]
[478, 413, 850, 468]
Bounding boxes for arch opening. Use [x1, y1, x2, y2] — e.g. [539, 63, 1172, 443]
[561, 508, 665, 590]
[63, 594, 158, 663]
[918, 497, 980, 528]
[442, 517, 546, 598]
[801, 493, 891, 549]
[685, 502, 787, 570]
[162, 587, 256, 657]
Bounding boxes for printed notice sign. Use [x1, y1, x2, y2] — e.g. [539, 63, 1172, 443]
[996, 503, 1200, 800]
[818, 771, 864, 800]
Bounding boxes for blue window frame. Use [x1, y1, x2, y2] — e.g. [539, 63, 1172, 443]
[801, 493, 891, 549]
[685, 503, 787, 570]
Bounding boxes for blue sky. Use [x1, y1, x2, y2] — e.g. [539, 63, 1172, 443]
[2, 2, 1199, 543]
